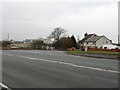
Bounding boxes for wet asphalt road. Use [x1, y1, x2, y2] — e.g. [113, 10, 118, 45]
[2, 50, 119, 88]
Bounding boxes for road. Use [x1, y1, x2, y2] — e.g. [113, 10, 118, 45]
[2, 50, 119, 88]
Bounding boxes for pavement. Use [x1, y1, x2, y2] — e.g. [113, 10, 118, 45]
[1, 50, 119, 88]
[67, 53, 119, 59]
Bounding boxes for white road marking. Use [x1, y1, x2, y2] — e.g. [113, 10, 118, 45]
[17, 55, 58, 63]
[17, 55, 26, 58]
[4, 53, 120, 74]
[24, 57, 38, 60]
[59, 61, 119, 73]
[0, 82, 9, 89]
[18, 55, 120, 74]
[7, 54, 14, 56]
[38, 59, 58, 63]
[2, 53, 13, 56]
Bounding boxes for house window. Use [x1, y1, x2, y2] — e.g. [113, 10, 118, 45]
[86, 42, 88, 44]
[93, 42, 95, 44]
[106, 41, 108, 44]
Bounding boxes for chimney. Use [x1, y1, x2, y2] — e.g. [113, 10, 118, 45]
[84, 32, 88, 38]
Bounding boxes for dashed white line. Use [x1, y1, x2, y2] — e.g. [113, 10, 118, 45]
[7, 54, 14, 56]
[4, 53, 120, 74]
[38, 59, 58, 63]
[17, 55, 58, 63]
[24, 57, 38, 60]
[59, 61, 119, 73]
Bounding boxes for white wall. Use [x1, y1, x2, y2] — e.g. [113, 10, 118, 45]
[96, 36, 112, 48]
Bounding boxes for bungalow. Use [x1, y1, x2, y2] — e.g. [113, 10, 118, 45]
[79, 33, 113, 51]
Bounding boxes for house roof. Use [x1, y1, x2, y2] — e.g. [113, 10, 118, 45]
[80, 34, 96, 43]
[79, 33, 109, 43]
[85, 36, 103, 42]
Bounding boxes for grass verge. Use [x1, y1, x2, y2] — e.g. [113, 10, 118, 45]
[67, 51, 120, 55]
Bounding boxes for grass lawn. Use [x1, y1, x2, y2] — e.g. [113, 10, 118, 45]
[67, 51, 120, 55]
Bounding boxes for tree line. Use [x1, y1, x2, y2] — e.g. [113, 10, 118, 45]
[50, 27, 78, 50]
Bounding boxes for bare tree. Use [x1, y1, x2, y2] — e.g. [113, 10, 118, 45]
[49, 27, 67, 41]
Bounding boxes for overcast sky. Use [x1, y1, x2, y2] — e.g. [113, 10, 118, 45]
[1, 0, 119, 43]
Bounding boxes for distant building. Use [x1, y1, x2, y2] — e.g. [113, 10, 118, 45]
[24, 38, 46, 44]
[43, 37, 54, 45]
[23, 37, 55, 50]
[23, 39, 34, 44]
[79, 33, 113, 50]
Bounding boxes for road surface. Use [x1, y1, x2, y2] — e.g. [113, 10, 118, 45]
[2, 50, 119, 88]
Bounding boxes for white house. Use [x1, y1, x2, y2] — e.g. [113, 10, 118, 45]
[79, 33, 113, 50]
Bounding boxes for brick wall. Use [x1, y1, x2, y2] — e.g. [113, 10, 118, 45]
[88, 47, 120, 52]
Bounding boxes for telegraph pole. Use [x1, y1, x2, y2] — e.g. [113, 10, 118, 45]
[77, 35, 80, 49]
[118, 34, 120, 44]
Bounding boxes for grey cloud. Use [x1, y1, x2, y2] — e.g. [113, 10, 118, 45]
[2, 2, 118, 43]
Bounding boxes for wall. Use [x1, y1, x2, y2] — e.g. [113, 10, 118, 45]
[83, 42, 95, 48]
[96, 36, 112, 48]
[88, 47, 120, 52]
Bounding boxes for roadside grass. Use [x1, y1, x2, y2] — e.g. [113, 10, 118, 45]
[67, 51, 120, 55]
[1, 47, 11, 50]
[11, 44, 28, 47]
